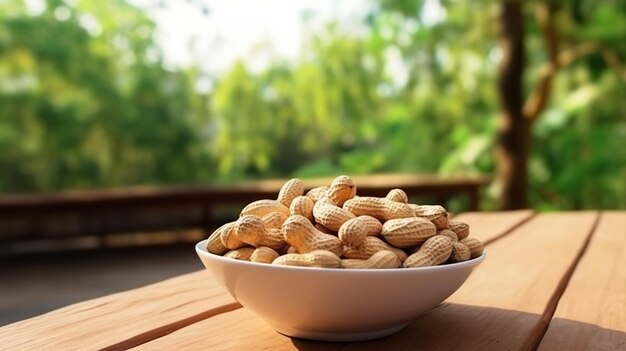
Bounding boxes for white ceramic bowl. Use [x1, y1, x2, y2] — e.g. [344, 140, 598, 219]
[195, 240, 486, 342]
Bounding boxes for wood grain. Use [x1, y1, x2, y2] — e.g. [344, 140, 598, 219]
[133, 307, 342, 351]
[538, 212, 626, 351]
[0, 271, 238, 350]
[452, 209, 534, 244]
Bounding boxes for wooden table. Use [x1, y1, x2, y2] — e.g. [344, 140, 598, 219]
[2, 211, 624, 350]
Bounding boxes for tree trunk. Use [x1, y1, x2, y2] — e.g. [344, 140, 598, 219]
[497, 1, 529, 210]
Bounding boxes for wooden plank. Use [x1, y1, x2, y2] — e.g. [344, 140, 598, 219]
[133, 211, 562, 351]
[538, 212, 626, 351]
[452, 209, 534, 244]
[133, 307, 340, 351]
[0, 271, 238, 351]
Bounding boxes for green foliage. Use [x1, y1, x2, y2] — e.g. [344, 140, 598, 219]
[0, 0, 208, 191]
[0, 0, 624, 211]
[526, 0, 626, 210]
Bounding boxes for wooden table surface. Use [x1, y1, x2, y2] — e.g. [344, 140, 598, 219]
[2, 211, 625, 350]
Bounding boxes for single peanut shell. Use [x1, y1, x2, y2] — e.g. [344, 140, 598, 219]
[272, 250, 341, 268]
[343, 197, 414, 221]
[449, 220, 470, 240]
[338, 215, 383, 247]
[403, 235, 453, 268]
[282, 215, 343, 256]
[235, 216, 285, 250]
[460, 237, 484, 258]
[326, 175, 356, 206]
[206, 222, 231, 255]
[313, 201, 356, 231]
[220, 221, 246, 250]
[449, 242, 471, 263]
[241, 199, 290, 218]
[306, 186, 329, 202]
[343, 236, 408, 263]
[277, 178, 305, 207]
[290, 195, 315, 222]
[381, 217, 437, 248]
[224, 247, 255, 261]
[341, 250, 401, 269]
[250, 247, 280, 264]
[413, 205, 449, 230]
[385, 189, 408, 203]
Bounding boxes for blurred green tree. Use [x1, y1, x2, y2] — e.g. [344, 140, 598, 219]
[496, 1, 626, 209]
[0, 0, 209, 191]
[210, 0, 625, 210]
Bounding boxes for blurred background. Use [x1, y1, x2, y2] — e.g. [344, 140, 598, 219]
[1, 0, 625, 325]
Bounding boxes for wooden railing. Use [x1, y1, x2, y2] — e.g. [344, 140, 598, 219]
[0, 174, 489, 244]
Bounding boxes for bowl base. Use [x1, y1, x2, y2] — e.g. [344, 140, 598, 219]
[272, 322, 409, 342]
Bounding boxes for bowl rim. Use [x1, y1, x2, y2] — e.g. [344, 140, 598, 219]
[195, 239, 486, 274]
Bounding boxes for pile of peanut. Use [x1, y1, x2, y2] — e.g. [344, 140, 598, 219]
[206, 175, 484, 269]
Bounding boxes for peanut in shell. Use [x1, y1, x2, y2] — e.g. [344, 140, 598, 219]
[381, 217, 437, 248]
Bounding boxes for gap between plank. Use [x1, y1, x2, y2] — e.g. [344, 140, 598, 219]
[525, 211, 602, 351]
[483, 211, 536, 246]
[100, 302, 242, 351]
[449, 210, 536, 245]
